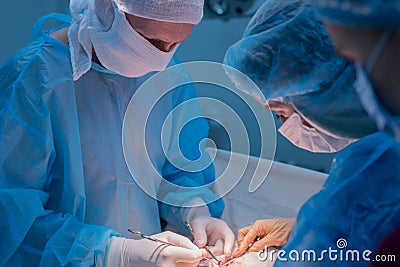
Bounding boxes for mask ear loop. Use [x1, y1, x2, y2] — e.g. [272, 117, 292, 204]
[366, 29, 392, 73]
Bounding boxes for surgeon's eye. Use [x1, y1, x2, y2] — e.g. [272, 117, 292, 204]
[146, 38, 176, 52]
[133, 29, 175, 52]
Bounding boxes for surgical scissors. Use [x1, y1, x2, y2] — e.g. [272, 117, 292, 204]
[184, 221, 221, 265]
[128, 229, 216, 265]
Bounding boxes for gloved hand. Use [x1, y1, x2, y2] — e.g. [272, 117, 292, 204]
[233, 218, 296, 257]
[105, 231, 207, 267]
[185, 204, 235, 258]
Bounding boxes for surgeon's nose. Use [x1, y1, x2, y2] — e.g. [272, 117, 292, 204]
[160, 42, 177, 52]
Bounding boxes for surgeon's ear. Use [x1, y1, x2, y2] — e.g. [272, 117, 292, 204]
[95, 0, 114, 29]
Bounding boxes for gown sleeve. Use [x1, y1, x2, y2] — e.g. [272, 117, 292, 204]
[274, 132, 400, 267]
[0, 47, 118, 267]
[158, 80, 224, 233]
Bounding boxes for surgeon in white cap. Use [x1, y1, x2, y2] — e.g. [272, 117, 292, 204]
[0, 0, 234, 266]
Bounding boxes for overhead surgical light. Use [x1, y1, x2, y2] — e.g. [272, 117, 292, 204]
[204, 0, 265, 20]
[206, 0, 230, 16]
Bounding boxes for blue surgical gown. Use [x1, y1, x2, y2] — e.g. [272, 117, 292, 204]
[274, 132, 400, 266]
[0, 23, 223, 266]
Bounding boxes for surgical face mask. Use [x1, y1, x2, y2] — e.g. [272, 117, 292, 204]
[354, 30, 400, 142]
[278, 113, 354, 153]
[89, 6, 179, 78]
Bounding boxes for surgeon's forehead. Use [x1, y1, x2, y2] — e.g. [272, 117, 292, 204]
[125, 14, 194, 43]
[323, 22, 382, 63]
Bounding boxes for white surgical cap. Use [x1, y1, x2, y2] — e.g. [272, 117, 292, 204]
[114, 0, 204, 24]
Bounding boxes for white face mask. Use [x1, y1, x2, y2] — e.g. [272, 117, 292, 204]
[278, 113, 355, 153]
[89, 6, 179, 78]
[354, 30, 400, 143]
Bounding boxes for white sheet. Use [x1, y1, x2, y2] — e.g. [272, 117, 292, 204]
[208, 148, 328, 234]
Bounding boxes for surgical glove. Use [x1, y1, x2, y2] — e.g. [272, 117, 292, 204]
[186, 204, 235, 258]
[105, 231, 207, 267]
[233, 218, 296, 257]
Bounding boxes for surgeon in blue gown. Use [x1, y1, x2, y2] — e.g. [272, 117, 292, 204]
[224, 0, 400, 265]
[0, 0, 234, 266]
[309, 0, 400, 266]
